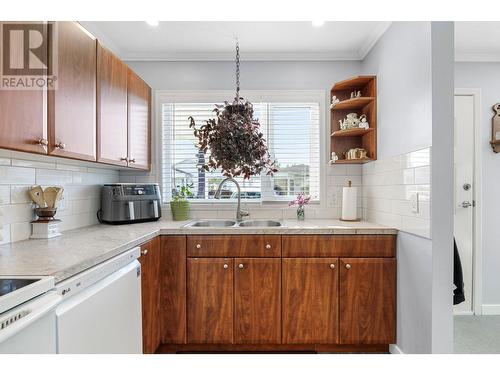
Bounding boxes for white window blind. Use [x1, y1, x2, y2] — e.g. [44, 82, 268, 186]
[161, 100, 320, 203]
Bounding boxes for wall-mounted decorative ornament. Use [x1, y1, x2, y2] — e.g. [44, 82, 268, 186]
[491, 103, 500, 153]
[188, 42, 277, 179]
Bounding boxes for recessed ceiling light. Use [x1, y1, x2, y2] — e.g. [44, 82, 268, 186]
[312, 20, 325, 27]
[146, 21, 159, 27]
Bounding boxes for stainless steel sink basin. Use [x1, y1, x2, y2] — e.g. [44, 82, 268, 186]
[184, 220, 237, 228]
[238, 220, 282, 227]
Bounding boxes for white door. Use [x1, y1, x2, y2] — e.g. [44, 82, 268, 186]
[454, 95, 475, 314]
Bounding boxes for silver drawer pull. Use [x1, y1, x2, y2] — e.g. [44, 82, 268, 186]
[329, 263, 335, 269]
[223, 264, 228, 269]
[238, 264, 244, 269]
[196, 244, 201, 249]
[141, 249, 148, 255]
[265, 244, 271, 250]
[345, 264, 351, 270]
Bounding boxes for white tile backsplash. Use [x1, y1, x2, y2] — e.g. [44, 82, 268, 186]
[362, 147, 431, 238]
[0, 155, 119, 244]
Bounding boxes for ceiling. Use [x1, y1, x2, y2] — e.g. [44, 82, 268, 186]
[80, 21, 391, 61]
[455, 22, 500, 61]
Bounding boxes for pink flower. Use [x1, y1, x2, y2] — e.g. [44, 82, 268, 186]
[289, 193, 311, 208]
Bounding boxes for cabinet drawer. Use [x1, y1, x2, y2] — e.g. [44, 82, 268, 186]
[282, 235, 395, 257]
[187, 235, 281, 257]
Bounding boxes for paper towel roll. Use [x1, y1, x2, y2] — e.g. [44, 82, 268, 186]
[342, 186, 358, 221]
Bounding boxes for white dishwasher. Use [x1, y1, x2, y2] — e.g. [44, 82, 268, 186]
[55, 247, 142, 354]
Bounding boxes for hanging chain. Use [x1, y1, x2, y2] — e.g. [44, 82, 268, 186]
[235, 40, 240, 102]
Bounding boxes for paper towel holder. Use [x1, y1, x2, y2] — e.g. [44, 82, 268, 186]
[339, 180, 361, 222]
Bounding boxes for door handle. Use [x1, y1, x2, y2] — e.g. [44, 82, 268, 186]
[459, 201, 472, 208]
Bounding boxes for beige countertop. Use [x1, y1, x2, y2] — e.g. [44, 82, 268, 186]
[0, 219, 397, 283]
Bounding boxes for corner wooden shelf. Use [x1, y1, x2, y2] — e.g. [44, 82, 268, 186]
[331, 128, 374, 137]
[331, 97, 375, 110]
[332, 158, 373, 164]
[330, 75, 377, 164]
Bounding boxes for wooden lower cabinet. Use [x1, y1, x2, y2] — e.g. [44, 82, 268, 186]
[234, 258, 281, 344]
[158, 235, 397, 352]
[160, 236, 186, 344]
[282, 258, 339, 344]
[187, 258, 234, 343]
[339, 258, 396, 344]
[139, 237, 161, 354]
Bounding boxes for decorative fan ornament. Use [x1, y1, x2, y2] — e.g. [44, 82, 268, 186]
[189, 42, 277, 180]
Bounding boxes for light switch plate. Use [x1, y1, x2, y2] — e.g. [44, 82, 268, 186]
[410, 193, 419, 214]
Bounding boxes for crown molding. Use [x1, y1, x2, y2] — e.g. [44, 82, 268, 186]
[121, 50, 362, 62]
[455, 52, 500, 62]
[358, 21, 392, 60]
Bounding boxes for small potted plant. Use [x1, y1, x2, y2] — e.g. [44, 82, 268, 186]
[289, 193, 311, 221]
[170, 184, 193, 221]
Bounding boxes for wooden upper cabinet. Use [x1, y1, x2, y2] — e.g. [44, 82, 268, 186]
[0, 22, 47, 154]
[138, 237, 161, 354]
[48, 22, 96, 161]
[282, 258, 339, 344]
[234, 258, 281, 344]
[339, 258, 396, 344]
[187, 258, 234, 344]
[97, 43, 128, 166]
[127, 69, 151, 170]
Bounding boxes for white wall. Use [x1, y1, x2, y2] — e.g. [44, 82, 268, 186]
[361, 21, 434, 354]
[430, 22, 454, 353]
[123, 60, 364, 218]
[455, 61, 500, 309]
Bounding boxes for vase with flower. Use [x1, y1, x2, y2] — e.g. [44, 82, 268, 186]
[289, 193, 311, 221]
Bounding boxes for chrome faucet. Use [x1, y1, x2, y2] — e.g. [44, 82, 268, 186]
[214, 177, 249, 222]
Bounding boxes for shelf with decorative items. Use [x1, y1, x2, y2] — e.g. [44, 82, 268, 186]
[329, 75, 377, 164]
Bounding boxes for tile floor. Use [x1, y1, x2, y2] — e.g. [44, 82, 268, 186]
[454, 315, 500, 353]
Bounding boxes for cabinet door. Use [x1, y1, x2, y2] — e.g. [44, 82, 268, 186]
[339, 258, 396, 344]
[234, 258, 281, 344]
[97, 43, 128, 166]
[127, 69, 151, 170]
[139, 237, 161, 353]
[282, 258, 339, 344]
[160, 236, 187, 344]
[48, 22, 96, 161]
[187, 258, 233, 343]
[0, 23, 46, 154]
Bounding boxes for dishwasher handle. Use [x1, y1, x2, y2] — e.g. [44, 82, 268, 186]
[0, 292, 61, 344]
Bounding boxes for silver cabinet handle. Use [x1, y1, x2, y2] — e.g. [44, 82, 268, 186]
[55, 142, 66, 149]
[459, 201, 472, 208]
[36, 138, 48, 147]
[265, 244, 271, 250]
[120, 157, 128, 162]
[129, 158, 136, 163]
[223, 264, 228, 269]
[238, 264, 244, 269]
[345, 264, 351, 270]
[330, 263, 335, 269]
[196, 244, 201, 249]
[141, 249, 148, 255]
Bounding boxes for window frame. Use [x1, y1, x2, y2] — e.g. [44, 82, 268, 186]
[154, 90, 328, 208]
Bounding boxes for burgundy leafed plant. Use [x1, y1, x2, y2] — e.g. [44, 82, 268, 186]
[188, 42, 277, 180]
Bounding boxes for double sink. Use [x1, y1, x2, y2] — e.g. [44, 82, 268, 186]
[183, 219, 282, 228]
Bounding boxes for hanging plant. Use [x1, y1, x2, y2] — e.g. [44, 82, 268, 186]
[188, 42, 278, 180]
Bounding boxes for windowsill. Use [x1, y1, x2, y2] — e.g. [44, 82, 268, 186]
[163, 200, 321, 209]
